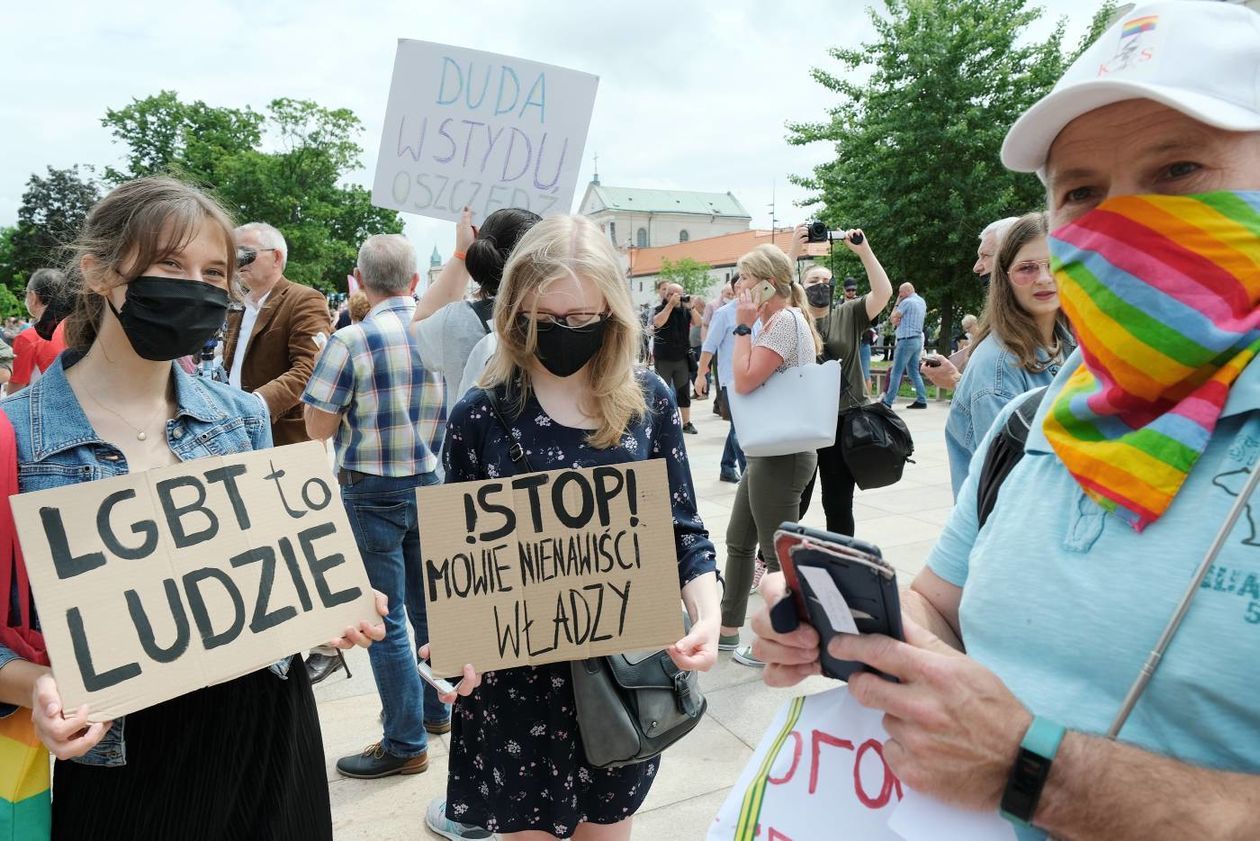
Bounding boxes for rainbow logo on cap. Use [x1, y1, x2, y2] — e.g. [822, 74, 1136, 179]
[1121, 15, 1158, 37]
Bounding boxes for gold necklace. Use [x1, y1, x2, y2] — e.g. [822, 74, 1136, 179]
[81, 386, 170, 442]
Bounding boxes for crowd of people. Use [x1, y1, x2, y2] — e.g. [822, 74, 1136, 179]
[0, 1, 1255, 839]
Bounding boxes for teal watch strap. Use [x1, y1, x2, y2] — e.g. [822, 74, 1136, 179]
[999, 716, 1066, 827]
[1022, 716, 1066, 758]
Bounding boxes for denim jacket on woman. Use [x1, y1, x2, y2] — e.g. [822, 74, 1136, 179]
[0, 352, 282, 767]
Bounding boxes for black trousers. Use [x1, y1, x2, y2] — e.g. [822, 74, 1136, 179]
[798, 414, 857, 536]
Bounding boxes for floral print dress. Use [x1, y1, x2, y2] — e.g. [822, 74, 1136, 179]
[441, 370, 717, 838]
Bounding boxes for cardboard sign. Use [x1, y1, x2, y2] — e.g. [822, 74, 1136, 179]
[9, 442, 377, 721]
[417, 460, 682, 674]
[371, 39, 599, 222]
[708, 687, 1016, 841]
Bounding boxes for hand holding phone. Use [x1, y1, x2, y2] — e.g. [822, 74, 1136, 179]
[755, 280, 777, 306]
[417, 660, 463, 696]
[773, 523, 903, 682]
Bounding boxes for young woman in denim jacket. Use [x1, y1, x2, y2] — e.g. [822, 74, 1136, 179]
[934, 212, 1075, 498]
[0, 177, 385, 840]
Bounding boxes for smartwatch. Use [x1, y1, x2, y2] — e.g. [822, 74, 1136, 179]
[733, 324, 753, 336]
[999, 716, 1065, 827]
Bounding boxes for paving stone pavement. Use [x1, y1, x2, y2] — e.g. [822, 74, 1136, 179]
[316, 392, 955, 840]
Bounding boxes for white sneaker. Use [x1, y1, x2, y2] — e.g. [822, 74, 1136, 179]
[749, 557, 768, 594]
[732, 645, 764, 668]
[425, 798, 496, 840]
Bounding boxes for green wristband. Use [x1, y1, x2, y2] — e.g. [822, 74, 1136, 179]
[999, 716, 1066, 827]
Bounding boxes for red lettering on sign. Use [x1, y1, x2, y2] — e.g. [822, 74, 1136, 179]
[768, 730, 803, 785]
[768, 829, 795, 841]
[809, 729, 854, 794]
[854, 738, 903, 809]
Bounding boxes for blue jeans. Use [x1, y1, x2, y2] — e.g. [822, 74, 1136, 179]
[859, 343, 872, 387]
[883, 335, 928, 405]
[341, 471, 448, 758]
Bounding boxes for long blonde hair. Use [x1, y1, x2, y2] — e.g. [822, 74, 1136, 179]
[973, 212, 1071, 372]
[480, 215, 646, 449]
[737, 244, 822, 356]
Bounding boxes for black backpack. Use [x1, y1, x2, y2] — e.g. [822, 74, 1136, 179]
[841, 402, 916, 490]
[976, 387, 1048, 529]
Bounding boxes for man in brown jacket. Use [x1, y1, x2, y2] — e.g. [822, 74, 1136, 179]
[224, 222, 330, 446]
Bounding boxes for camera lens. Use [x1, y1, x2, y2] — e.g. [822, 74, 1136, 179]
[806, 221, 828, 243]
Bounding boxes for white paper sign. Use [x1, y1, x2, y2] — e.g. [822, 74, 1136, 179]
[707, 687, 1016, 841]
[372, 39, 599, 222]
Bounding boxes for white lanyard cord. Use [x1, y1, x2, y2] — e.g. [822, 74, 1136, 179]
[1107, 463, 1260, 739]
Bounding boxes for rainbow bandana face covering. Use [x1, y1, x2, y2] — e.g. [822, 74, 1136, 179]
[1044, 191, 1260, 531]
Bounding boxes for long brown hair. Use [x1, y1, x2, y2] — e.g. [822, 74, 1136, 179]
[973, 211, 1069, 372]
[64, 177, 238, 351]
[480, 215, 646, 449]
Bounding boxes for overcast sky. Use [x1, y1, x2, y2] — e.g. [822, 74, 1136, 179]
[2, 0, 1107, 264]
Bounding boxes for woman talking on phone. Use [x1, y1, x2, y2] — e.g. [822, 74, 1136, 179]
[0, 177, 386, 840]
[717, 244, 823, 668]
[427, 214, 719, 841]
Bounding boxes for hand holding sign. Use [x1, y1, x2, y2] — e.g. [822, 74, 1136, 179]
[31, 674, 112, 761]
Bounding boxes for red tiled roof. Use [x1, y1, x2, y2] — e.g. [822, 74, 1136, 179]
[627, 229, 831, 277]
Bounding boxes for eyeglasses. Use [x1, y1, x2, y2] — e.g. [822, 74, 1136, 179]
[1008, 259, 1053, 285]
[519, 311, 609, 331]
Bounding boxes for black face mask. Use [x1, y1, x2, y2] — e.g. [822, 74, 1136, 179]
[533, 320, 608, 378]
[805, 283, 834, 309]
[108, 276, 229, 361]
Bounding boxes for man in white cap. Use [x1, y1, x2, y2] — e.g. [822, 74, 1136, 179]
[751, 3, 1260, 838]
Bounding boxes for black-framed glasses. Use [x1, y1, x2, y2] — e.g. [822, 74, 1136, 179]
[519, 311, 610, 331]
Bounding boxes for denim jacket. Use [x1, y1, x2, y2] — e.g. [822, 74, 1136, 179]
[944, 328, 1075, 499]
[0, 352, 283, 767]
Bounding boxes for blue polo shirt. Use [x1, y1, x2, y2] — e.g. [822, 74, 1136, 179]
[928, 349, 1260, 839]
[700, 299, 760, 390]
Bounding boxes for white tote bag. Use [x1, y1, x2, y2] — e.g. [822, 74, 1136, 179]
[727, 310, 841, 457]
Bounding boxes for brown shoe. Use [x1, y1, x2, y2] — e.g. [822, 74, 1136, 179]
[335, 743, 428, 779]
[425, 718, 452, 736]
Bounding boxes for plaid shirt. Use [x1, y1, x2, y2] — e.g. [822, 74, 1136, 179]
[301, 297, 445, 477]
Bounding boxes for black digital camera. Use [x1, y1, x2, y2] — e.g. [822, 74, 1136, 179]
[805, 221, 829, 243]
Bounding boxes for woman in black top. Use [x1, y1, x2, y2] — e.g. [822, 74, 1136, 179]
[792, 227, 894, 535]
[430, 214, 720, 840]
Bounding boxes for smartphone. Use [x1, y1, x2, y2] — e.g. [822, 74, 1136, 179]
[922, 356, 942, 368]
[772, 523, 903, 681]
[755, 280, 777, 306]
[417, 660, 463, 696]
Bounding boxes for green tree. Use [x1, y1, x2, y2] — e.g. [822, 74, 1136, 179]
[658, 257, 715, 296]
[101, 92, 403, 292]
[8, 166, 100, 292]
[789, 0, 1115, 347]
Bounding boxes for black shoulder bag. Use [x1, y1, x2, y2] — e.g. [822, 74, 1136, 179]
[975, 387, 1048, 529]
[841, 401, 916, 489]
[481, 389, 706, 768]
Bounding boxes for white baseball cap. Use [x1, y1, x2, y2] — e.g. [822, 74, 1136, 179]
[1002, 0, 1260, 173]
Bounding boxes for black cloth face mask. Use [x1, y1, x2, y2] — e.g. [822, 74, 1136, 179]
[107, 276, 229, 361]
[805, 283, 834, 309]
[532, 318, 608, 378]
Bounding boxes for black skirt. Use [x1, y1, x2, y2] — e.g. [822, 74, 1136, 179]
[51, 658, 331, 841]
[446, 662, 658, 838]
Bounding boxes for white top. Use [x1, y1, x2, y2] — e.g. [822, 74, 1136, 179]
[412, 301, 493, 416]
[458, 332, 498, 400]
[228, 291, 270, 389]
